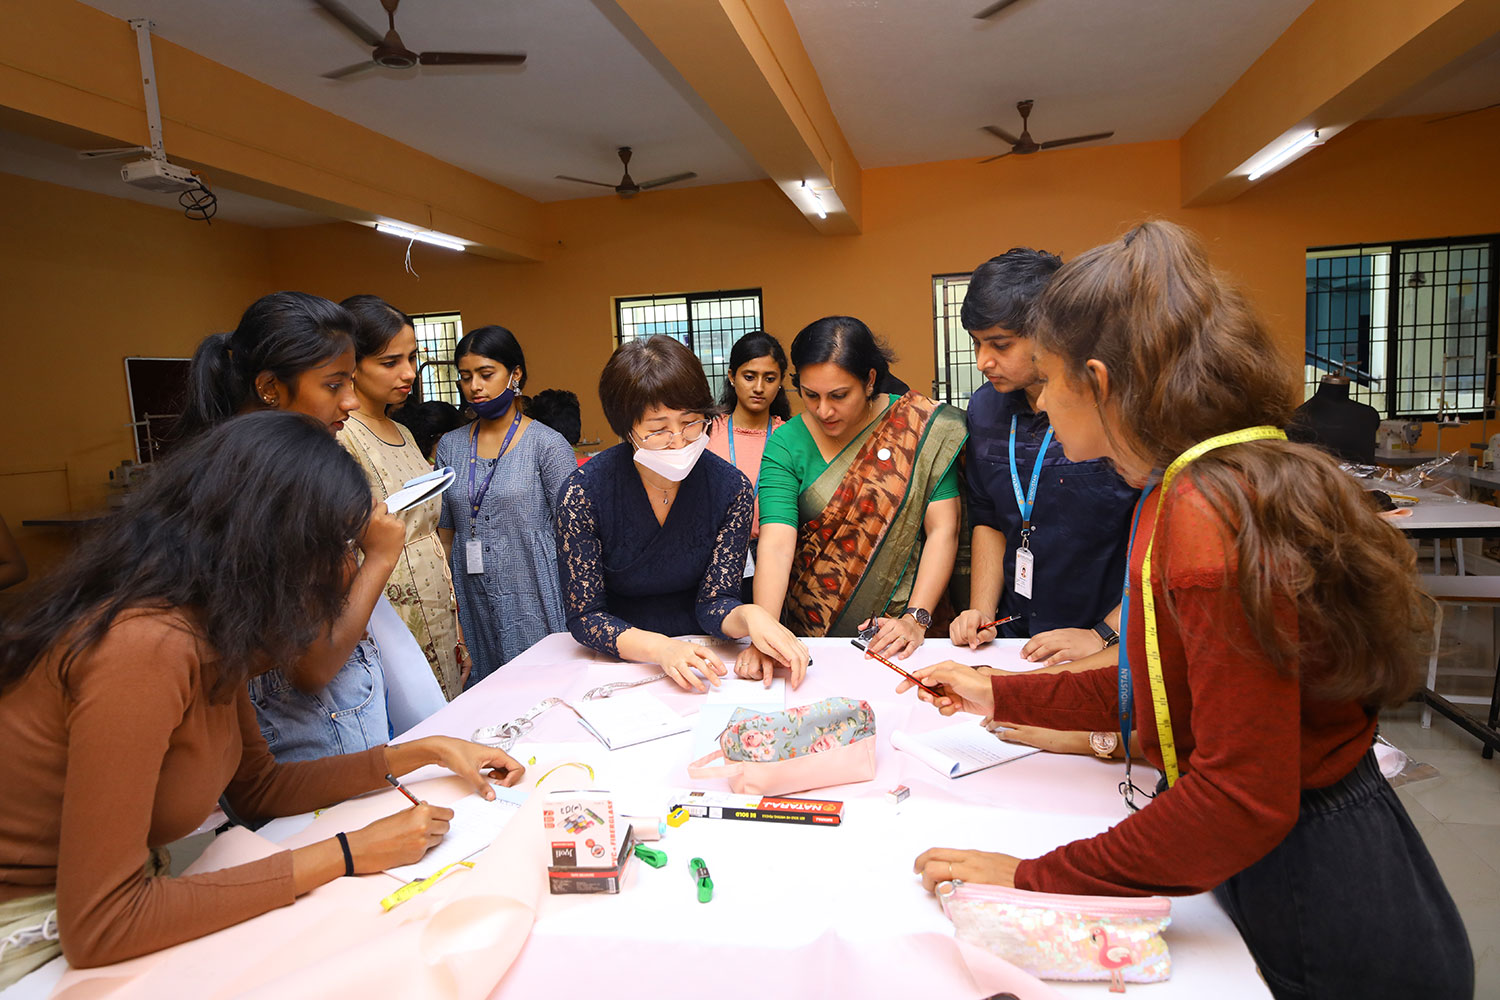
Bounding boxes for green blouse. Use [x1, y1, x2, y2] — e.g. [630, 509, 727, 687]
[758, 395, 961, 527]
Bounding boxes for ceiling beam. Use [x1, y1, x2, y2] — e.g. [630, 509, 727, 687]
[0, 0, 547, 260]
[1180, 0, 1500, 206]
[614, 0, 862, 235]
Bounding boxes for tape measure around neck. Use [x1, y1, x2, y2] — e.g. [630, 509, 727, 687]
[1138, 425, 1287, 787]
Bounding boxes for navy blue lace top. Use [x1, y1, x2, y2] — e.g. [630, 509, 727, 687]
[554, 444, 753, 655]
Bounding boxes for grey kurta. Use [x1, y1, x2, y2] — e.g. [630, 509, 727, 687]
[435, 419, 577, 686]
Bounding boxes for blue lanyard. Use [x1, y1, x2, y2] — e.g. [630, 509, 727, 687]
[727, 415, 772, 496]
[1117, 483, 1156, 810]
[467, 409, 523, 525]
[1008, 414, 1054, 539]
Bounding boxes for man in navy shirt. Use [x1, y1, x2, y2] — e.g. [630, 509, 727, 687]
[950, 249, 1138, 662]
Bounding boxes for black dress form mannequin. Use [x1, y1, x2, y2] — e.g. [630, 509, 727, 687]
[1289, 375, 1380, 463]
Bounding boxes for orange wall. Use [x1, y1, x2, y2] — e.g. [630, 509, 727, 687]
[264, 111, 1500, 446]
[0, 171, 275, 583]
[3, 109, 1496, 586]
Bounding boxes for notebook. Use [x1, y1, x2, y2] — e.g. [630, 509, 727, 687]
[383, 784, 526, 882]
[571, 690, 692, 750]
[384, 466, 456, 514]
[891, 720, 1040, 778]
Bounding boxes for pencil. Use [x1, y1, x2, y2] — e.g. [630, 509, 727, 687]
[851, 639, 947, 697]
[385, 773, 422, 807]
[979, 614, 1022, 630]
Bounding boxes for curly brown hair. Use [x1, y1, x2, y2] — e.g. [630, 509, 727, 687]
[1033, 220, 1428, 708]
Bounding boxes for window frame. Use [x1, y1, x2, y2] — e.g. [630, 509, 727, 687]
[932, 272, 980, 406]
[613, 288, 764, 389]
[410, 311, 464, 406]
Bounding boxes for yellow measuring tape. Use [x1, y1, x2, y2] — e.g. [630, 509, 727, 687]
[1140, 425, 1287, 786]
[380, 861, 475, 912]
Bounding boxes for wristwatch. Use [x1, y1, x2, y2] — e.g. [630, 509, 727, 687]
[1089, 731, 1121, 759]
[1093, 620, 1120, 648]
[903, 607, 933, 628]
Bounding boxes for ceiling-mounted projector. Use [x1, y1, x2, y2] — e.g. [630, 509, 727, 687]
[120, 157, 199, 193]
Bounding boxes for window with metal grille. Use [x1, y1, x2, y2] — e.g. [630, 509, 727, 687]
[1305, 237, 1496, 418]
[932, 273, 983, 406]
[614, 289, 763, 388]
[411, 311, 463, 405]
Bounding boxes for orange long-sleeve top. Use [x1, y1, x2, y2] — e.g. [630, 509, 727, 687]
[0, 610, 391, 967]
[1002, 484, 1377, 896]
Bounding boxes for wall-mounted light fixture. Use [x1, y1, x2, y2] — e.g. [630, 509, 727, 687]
[1247, 130, 1324, 182]
[800, 180, 827, 219]
[375, 222, 467, 252]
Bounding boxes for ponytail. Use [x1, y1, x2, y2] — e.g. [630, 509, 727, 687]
[177, 332, 243, 440]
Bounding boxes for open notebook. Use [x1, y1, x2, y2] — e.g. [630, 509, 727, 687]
[384, 466, 456, 514]
[891, 720, 1040, 778]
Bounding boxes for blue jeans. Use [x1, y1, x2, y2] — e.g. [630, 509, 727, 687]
[1207, 750, 1473, 999]
[248, 637, 391, 763]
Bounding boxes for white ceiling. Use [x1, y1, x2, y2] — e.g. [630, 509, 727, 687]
[0, 126, 328, 227]
[36, 0, 1500, 226]
[77, 0, 763, 202]
[785, 0, 1316, 167]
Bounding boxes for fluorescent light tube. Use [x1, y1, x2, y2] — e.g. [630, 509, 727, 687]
[801, 180, 828, 220]
[1248, 130, 1323, 181]
[376, 222, 466, 252]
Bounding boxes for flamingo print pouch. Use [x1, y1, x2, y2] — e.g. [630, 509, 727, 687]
[686, 697, 876, 796]
[936, 880, 1172, 986]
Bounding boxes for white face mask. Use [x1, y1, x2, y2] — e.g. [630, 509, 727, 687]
[632, 431, 709, 483]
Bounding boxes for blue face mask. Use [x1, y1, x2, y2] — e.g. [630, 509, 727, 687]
[469, 379, 519, 420]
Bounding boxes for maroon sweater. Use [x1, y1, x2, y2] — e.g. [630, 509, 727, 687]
[1005, 484, 1377, 896]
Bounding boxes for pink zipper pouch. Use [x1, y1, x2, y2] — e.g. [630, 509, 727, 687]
[686, 697, 876, 796]
[937, 880, 1172, 985]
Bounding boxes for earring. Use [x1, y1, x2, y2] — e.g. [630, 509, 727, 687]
[262, 394, 276, 406]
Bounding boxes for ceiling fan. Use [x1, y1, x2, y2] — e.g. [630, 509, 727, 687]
[555, 147, 697, 199]
[978, 100, 1114, 162]
[314, 0, 526, 80]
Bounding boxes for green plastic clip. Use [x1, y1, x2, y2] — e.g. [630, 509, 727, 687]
[633, 844, 668, 868]
[689, 856, 713, 903]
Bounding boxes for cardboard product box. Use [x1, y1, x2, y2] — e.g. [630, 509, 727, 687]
[667, 790, 844, 826]
[547, 826, 637, 895]
[542, 789, 621, 867]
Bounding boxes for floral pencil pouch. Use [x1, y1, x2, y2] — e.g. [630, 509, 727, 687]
[937, 880, 1172, 986]
[686, 697, 876, 796]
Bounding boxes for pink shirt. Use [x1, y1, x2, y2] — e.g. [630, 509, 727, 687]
[707, 415, 782, 538]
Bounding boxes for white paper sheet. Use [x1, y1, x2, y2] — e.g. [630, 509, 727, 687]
[384, 785, 526, 882]
[571, 690, 691, 750]
[891, 720, 1040, 777]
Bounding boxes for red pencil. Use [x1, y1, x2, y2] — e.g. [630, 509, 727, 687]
[980, 614, 1022, 631]
[385, 773, 422, 807]
[851, 639, 947, 698]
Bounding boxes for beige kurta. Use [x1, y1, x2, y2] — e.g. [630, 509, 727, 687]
[338, 416, 463, 700]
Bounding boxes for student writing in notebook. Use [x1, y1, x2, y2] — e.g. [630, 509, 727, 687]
[0, 413, 524, 985]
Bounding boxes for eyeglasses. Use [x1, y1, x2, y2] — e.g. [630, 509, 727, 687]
[634, 419, 707, 450]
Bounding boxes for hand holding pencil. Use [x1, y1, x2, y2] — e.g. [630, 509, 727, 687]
[948, 610, 1022, 650]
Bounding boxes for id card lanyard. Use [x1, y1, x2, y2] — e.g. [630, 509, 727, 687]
[464, 408, 523, 574]
[1008, 414, 1054, 602]
[1116, 425, 1287, 811]
[728, 415, 773, 578]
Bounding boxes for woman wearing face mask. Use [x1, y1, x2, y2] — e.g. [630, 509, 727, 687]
[706, 331, 791, 602]
[434, 326, 576, 686]
[179, 292, 406, 762]
[336, 295, 466, 700]
[555, 336, 808, 691]
[738, 317, 966, 686]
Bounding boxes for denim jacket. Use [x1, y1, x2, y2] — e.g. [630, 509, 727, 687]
[248, 636, 391, 763]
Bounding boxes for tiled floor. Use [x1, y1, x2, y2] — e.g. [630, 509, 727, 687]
[1380, 598, 1500, 998]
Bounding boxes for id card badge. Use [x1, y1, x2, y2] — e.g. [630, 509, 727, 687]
[1013, 547, 1035, 600]
[465, 538, 485, 575]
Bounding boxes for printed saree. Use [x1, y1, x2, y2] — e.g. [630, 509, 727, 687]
[784, 393, 967, 636]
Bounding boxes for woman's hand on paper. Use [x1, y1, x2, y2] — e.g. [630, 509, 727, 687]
[1021, 626, 1102, 666]
[897, 661, 995, 718]
[858, 615, 926, 660]
[389, 735, 526, 800]
[983, 720, 1086, 756]
[733, 604, 810, 688]
[913, 847, 1020, 893]
[348, 803, 454, 873]
[948, 609, 998, 650]
[656, 638, 727, 693]
[358, 501, 407, 569]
